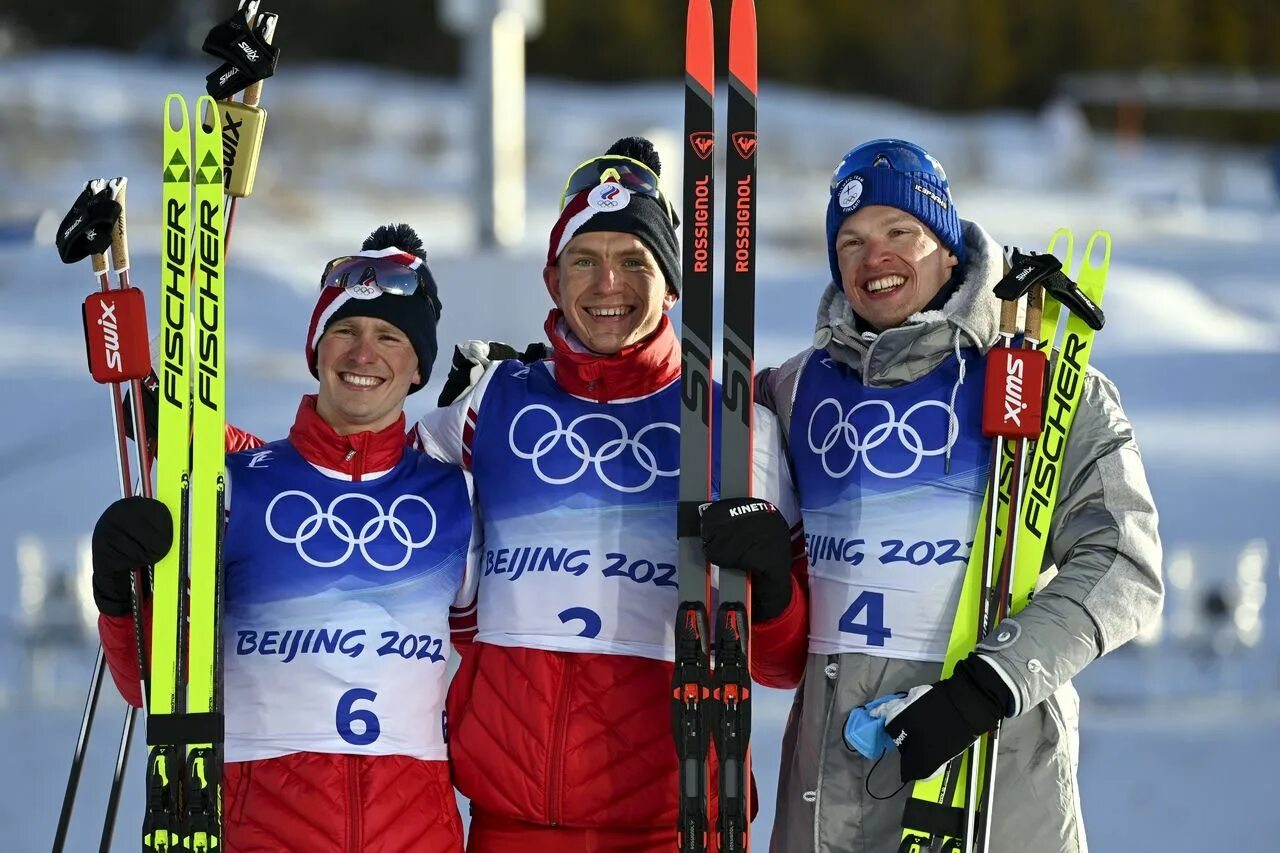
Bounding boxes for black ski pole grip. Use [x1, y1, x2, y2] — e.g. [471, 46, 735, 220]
[56, 179, 120, 264]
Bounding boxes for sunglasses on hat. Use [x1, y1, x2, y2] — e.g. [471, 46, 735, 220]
[559, 154, 679, 226]
[830, 139, 951, 191]
[320, 247, 440, 316]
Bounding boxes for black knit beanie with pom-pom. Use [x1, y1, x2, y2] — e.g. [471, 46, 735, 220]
[546, 136, 682, 296]
[305, 222, 442, 394]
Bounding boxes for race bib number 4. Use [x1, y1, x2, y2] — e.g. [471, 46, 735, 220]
[806, 535, 973, 661]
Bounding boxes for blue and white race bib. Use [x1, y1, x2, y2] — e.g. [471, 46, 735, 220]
[790, 351, 990, 661]
[469, 362, 683, 661]
[222, 441, 471, 761]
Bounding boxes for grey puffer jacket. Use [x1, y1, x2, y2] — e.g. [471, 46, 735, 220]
[761, 220, 1163, 853]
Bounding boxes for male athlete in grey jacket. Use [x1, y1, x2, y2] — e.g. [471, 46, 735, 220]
[700, 139, 1162, 853]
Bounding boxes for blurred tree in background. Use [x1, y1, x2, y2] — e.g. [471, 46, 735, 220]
[4, 0, 1279, 141]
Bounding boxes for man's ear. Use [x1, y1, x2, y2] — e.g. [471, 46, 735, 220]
[663, 286, 678, 311]
[543, 264, 562, 307]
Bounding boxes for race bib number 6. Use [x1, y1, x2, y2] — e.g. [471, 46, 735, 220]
[336, 688, 380, 746]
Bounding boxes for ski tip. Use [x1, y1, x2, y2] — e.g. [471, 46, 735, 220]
[685, 0, 715, 96]
[728, 0, 758, 94]
[1046, 228, 1074, 273]
[164, 93, 188, 132]
[195, 94, 221, 133]
[1082, 230, 1112, 272]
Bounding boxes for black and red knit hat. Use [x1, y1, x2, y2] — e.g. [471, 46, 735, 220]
[546, 137, 682, 296]
[304, 223, 442, 394]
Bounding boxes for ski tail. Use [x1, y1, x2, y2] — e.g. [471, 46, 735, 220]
[714, 1, 758, 850]
[674, 2, 716, 850]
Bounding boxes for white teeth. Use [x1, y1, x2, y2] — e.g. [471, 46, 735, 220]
[341, 373, 381, 387]
[866, 275, 906, 293]
[588, 306, 631, 317]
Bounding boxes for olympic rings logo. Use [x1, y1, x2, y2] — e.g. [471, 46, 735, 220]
[806, 398, 957, 480]
[265, 491, 438, 571]
[508, 404, 679, 494]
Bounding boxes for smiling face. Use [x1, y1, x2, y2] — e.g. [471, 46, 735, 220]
[544, 230, 676, 355]
[314, 315, 420, 435]
[833, 205, 959, 331]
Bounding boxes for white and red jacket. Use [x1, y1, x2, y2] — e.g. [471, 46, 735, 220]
[99, 397, 477, 852]
[414, 312, 809, 832]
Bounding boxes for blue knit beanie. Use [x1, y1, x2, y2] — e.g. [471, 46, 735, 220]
[825, 139, 965, 287]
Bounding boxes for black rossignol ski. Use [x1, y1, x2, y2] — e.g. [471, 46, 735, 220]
[713, 1, 758, 850]
[674, 1, 716, 850]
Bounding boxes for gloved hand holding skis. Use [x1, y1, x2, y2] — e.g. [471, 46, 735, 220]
[843, 654, 1012, 784]
[699, 497, 794, 622]
[91, 496, 172, 618]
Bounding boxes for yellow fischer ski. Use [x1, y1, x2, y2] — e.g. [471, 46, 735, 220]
[900, 230, 1111, 853]
[145, 93, 227, 853]
[185, 95, 226, 853]
[145, 93, 193, 853]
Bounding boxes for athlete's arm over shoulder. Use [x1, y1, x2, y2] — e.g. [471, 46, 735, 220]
[449, 471, 482, 655]
[412, 360, 504, 467]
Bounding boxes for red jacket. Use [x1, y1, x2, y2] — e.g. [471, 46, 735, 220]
[446, 314, 809, 831]
[99, 398, 465, 852]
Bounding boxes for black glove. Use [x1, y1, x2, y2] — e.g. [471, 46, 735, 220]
[201, 8, 280, 98]
[437, 340, 551, 406]
[91, 496, 172, 617]
[883, 655, 1012, 783]
[699, 497, 794, 622]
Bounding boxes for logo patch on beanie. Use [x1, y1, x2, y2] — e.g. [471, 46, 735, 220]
[837, 176, 864, 212]
[587, 182, 632, 212]
[913, 183, 949, 210]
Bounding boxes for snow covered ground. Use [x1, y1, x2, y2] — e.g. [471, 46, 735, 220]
[2, 54, 1279, 850]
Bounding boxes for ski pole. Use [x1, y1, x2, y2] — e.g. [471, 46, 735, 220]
[974, 284, 1046, 853]
[962, 292, 1024, 853]
[962, 249, 1059, 852]
[52, 644, 107, 852]
[52, 177, 155, 852]
[101, 177, 153, 853]
[202, 0, 279, 250]
[52, 179, 115, 852]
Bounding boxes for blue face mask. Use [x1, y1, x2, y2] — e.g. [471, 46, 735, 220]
[842, 693, 904, 760]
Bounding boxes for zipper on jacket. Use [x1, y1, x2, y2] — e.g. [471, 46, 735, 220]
[229, 762, 253, 824]
[347, 754, 362, 852]
[545, 656, 578, 825]
[814, 655, 839, 853]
